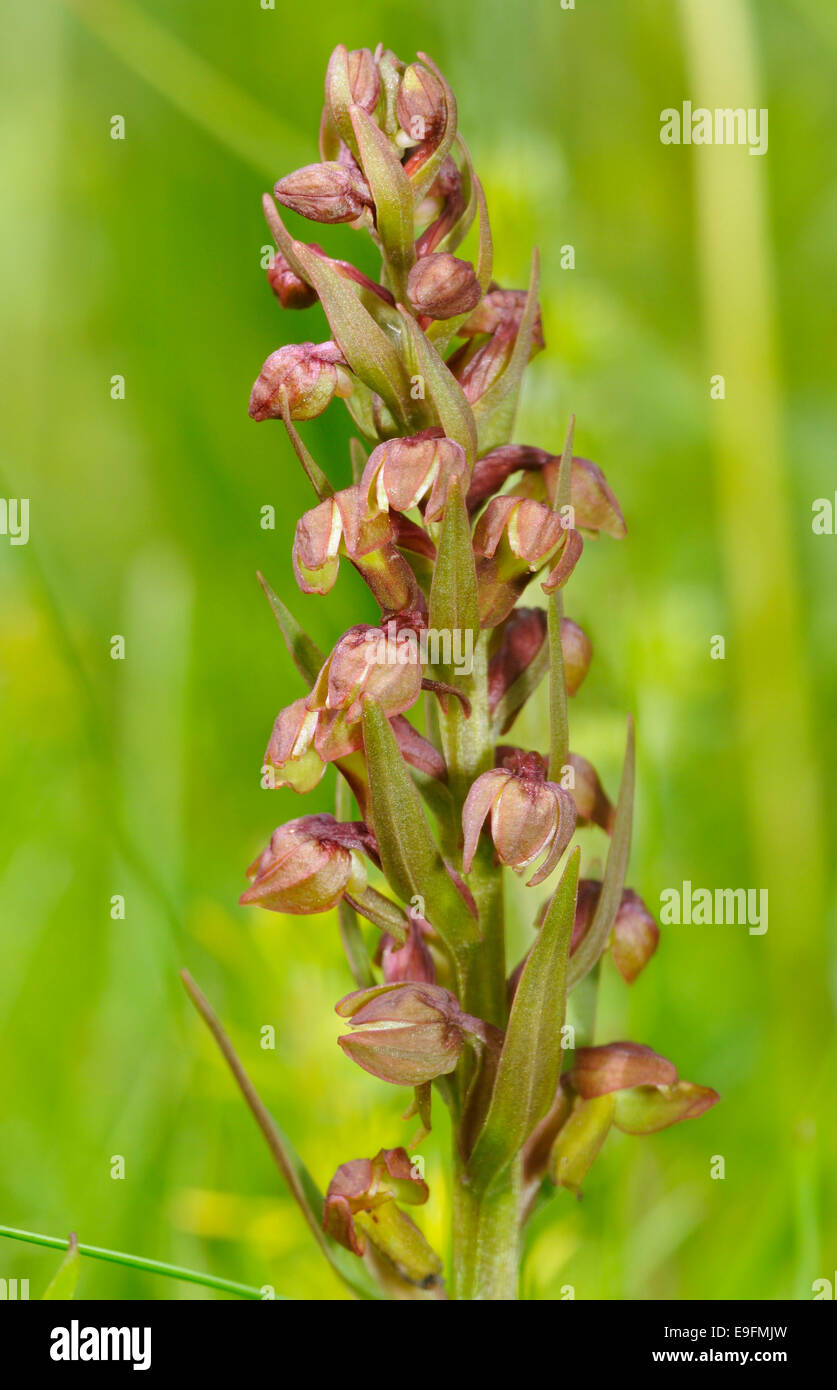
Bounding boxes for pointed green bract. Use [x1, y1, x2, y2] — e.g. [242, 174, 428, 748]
[468, 849, 580, 1189]
[278, 390, 333, 500]
[350, 104, 416, 302]
[292, 240, 415, 424]
[257, 572, 323, 687]
[361, 699, 480, 950]
[428, 477, 480, 678]
[567, 716, 635, 988]
[398, 306, 478, 465]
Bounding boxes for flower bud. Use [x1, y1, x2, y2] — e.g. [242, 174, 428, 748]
[240, 814, 371, 915]
[548, 1094, 615, 1195]
[570, 877, 602, 953]
[610, 888, 659, 983]
[415, 157, 465, 257]
[449, 291, 544, 405]
[567, 752, 615, 833]
[336, 981, 472, 1085]
[380, 918, 437, 984]
[561, 618, 593, 696]
[361, 431, 468, 522]
[263, 696, 324, 793]
[568, 1043, 678, 1099]
[487, 607, 547, 719]
[249, 341, 352, 421]
[407, 253, 481, 320]
[462, 749, 577, 886]
[323, 46, 381, 155]
[273, 161, 373, 224]
[266, 253, 318, 309]
[397, 61, 447, 151]
[570, 881, 659, 982]
[458, 288, 544, 345]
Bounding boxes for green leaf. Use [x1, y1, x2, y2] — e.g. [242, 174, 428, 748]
[472, 248, 540, 453]
[397, 307, 478, 466]
[292, 241, 415, 425]
[567, 716, 635, 988]
[256, 572, 323, 687]
[350, 104, 416, 302]
[468, 849, 580, 1189]
[181, 971, 384, 1300]
[548, 417, 576, 780]
[428, 477, 480, 676]
[43, 1232, 80, 1300]
[361, 699, 480, 949]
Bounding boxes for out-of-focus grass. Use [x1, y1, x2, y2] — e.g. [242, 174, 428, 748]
[0, 0, 834, 1300]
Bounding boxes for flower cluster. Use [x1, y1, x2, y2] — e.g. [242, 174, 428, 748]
[232, 43, 717, 1300]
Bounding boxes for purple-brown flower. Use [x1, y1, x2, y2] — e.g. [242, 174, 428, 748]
[240, 814, 375, 915]
[336, 981, 500, 1086]
[323, 1145, 442, 1287]
[473, 496, 583, 626]
[361, 431, 468, 523]
[462, 748, 577, 886]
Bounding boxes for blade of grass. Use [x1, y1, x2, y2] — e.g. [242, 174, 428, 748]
[0, 1225, 267, 1300]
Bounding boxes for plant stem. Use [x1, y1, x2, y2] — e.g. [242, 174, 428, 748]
[0, 1225, 265, 1300]
[451, 1159, 521, 1300]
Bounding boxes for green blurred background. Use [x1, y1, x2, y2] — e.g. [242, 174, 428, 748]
[1, 0, 835, 1300]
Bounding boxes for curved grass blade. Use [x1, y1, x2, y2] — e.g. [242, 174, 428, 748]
[0, 1225, 267, 1300]
[43, 1232, 80, 1300]
[181, 971, 384, 1300]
